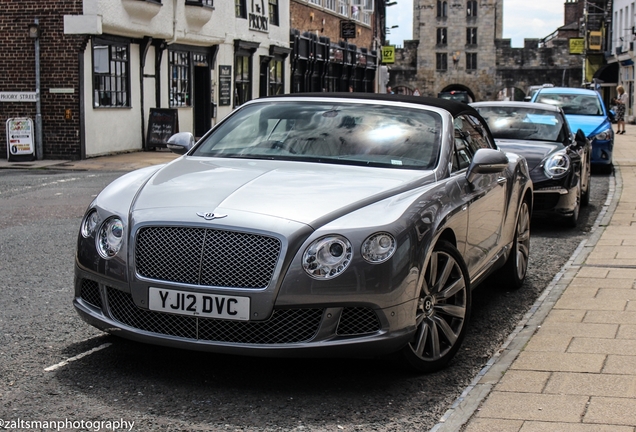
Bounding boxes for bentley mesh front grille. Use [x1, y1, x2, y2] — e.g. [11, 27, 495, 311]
[80, 279, 102, 310]
[135, 226, 282, 289]
[106, 287, 323, 344]
[336, 307, 381, 335]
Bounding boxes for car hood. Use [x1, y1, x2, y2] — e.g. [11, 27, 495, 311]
[565, 114, 611, 138]
[495, 139, 562, 171]
[130, 156, 433, 226]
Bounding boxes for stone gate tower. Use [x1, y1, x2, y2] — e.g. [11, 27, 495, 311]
[409, 0, 503, 99]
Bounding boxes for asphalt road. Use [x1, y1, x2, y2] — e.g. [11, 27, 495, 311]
[0, 168, 610, 432]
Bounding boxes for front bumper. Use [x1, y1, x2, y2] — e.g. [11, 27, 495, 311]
[532, 185, 578, 217]
[74, 276, 416, 358]
[590, 138, 613, 165]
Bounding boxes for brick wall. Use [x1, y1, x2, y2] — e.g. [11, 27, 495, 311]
[0, 1, 86, 160]
[290, 2, 374, 49]
[564, 0, 584, 27]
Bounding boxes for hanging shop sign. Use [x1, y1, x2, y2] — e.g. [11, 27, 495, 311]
[6, 118, 35, 161]
[340, 21, 356, 39]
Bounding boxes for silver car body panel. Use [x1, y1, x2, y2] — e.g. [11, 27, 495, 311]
[74, 95, 532, 357]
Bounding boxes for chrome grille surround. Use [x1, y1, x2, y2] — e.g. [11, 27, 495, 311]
[135, 226, 282, 289]
[106, 287, 323, 344]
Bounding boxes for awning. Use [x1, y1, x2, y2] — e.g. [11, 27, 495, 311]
[592, 62, 619, 84]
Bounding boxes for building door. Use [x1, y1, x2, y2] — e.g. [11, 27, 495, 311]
[193, 54, 211, 139]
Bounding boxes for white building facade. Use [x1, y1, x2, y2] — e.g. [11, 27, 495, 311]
[610, 0, 635, 120]
[65, 0, 291, 156]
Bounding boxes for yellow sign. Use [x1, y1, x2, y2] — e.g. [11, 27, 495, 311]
[381, 46, 395, 64]
[569, 38, 584, 55]
[589, 31, 602, 51]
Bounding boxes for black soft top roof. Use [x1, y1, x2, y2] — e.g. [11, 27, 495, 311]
[261, 92, 479, 118]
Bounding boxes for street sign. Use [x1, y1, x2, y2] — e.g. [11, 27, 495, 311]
[0, 92, 37, 102]
[6, 118, 35, 161]
[340, 21, 356, 39]
[382, 46, 395, 64]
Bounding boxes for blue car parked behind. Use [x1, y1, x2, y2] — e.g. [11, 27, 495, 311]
[531, 87, 613, 168]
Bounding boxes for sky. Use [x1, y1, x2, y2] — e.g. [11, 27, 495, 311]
[386, 0, 565, 48]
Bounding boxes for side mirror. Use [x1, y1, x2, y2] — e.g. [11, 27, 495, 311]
[166, 132, 195, 155]
[608, 110, 616, 122]
[466, 148, 509, 184]
[573, 129, 588, 149]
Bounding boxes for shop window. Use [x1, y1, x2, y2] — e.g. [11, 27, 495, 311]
[92, 37, 130, 108]
[235, 55, 251, 106]
[269, 59, 284, 95]
[436, 53, 447, 71]
[169, 50, 191, 107]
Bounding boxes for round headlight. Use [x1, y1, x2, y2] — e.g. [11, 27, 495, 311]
[361, 232, 396, 263]
[302, 235, 352, 279]
[543, 152, 570, 179]
[96, 217, 124, 259]
[594, 129, 612, 141]
[81, 209, 100, 238]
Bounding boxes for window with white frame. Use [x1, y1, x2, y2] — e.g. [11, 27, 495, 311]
[308, 0, 321, 5]
[361, 11, 371, 25]
[338, 0, 347, 16]
[351, 4, 360, 20]
[325, 0, 336, 12]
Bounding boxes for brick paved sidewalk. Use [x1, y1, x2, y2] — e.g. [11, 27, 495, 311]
[435, 128, 636, 431]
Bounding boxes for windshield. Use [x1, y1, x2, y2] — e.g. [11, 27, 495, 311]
[535, 92, 603, 116]
[475, 106, 567, 142]
[192, 101, 443, 169]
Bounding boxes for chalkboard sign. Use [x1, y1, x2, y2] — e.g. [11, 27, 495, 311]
[219, 65, 232, 107]
[146, 108, 178, 150]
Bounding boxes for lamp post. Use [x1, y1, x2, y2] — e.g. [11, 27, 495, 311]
[29, 19, 43, 160]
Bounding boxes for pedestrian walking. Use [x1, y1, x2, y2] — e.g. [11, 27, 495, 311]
[613, 85, 628, 134]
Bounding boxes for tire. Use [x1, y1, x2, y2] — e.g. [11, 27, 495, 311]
[400, 240, 471, 373]
[498, 199, 531, 289]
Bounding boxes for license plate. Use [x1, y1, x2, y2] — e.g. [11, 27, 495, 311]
[148, 287, 250, 321]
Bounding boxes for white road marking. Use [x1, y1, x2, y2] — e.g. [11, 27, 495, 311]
[44, 343, 112, 372]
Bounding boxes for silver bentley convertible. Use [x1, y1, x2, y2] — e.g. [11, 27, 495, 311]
[74, 94, 533, 372]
